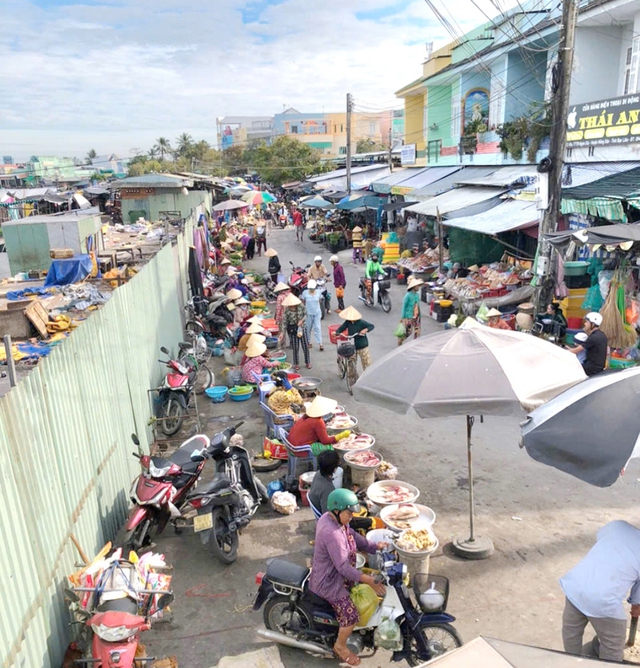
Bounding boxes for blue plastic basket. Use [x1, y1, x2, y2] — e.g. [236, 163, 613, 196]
[205, 386, 228, 403]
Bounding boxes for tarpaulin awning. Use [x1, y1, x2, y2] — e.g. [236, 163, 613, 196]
[311, 166, 390, 192]
[545, 222, 640, 247]
[560, 197, 626, 222]
[44, 254, 94, 287]
[455, 165, 538, 187]
[562, 165, 640, 200]
[84, 186, 109, 196]
[411, 166, 498, 200]
[405, 187, 506, 218]
[443, 199, 539, 234]
[370, 168, 411, 193]
[390, 166, 461, 195]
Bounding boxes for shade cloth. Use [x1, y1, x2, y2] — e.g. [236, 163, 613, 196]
[454, 165, 538, 187]
[405, 187, 506, 218]
[44, 254, 94, 286]
[443, 199, 539, 234]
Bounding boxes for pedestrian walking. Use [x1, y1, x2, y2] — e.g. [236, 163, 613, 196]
[302, 279, 323, 351]
[398, 276, 423, 346]
[246, 223, 256, 260]
[273, 282, 291, 347]
[560, 520, 640, 662]
[265, 248, 281, 283]
[293, 207, 304, 241]
[308, 255, 331, 314]
[335, 305, 374, 373]
[256, 220, 267, 256]
[330, 254, 346, 312]
[282, 293, 311, 370]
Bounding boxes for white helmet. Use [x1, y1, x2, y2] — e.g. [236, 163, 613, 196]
[308, 279, 317, 290]
[585, 312, 603, 326]
[314, 255, 322, 262]
[330, 255, 339, 263]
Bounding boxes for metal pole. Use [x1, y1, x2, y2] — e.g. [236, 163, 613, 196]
[388, 127, 393, 173]
[467, 415, 475, 542]
[437, 208, 444, 275]
[3, 335, 17, 388]
[537, 0, 578, 310]
[346, 93, 353, 194]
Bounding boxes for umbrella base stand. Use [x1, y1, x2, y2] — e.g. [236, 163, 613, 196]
[451, 534, 494, 560]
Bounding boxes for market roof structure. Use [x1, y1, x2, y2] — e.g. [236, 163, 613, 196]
[411, 166, 498, 200]
[455, 165, 538, 188]
[561, 165, 640, 200]
[369, 168, 411, 193]
[405, 186, 505, 218]
[114, 173, 194, 189]
[386, 166, 461, 195]
[443, 199, 539, 234]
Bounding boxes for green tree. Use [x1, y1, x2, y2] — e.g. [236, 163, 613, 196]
[147, 146, 160, 159]
[127, 162, 146, 176]
[251, 136, 326, 187]
[85, 148, 97, 163]
[356, 138, 386, 153]
[176, 133, 194, 157]
[222, 144, 248, 175]
[154, 137, 172, 161]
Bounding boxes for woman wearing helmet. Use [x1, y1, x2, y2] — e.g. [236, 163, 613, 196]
[567, 311, 608, 376]
[310, 488, 388, 665]
[308, 255, 332, 314]
[364, 251, 385, 304]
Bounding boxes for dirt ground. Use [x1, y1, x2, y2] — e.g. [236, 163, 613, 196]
[135, 227, 640, 668]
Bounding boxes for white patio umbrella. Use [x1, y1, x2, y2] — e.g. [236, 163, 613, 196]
[353, 318, 586, 559]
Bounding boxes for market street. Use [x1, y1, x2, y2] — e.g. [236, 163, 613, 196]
[139, 226, 640, 668]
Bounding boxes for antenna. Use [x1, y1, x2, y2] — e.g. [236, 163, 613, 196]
[425, 41, 433, 59]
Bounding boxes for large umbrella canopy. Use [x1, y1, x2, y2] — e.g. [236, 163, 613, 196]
[241, 191, 276, 205]
[299, 196, 334, 209]
[353, 318, 586, 558]
[521, 367, 640, 487]
[213, 199, 248, 212]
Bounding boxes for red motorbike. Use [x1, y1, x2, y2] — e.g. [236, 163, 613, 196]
[123, 433, 211, 553]
[288, 261, 311, 296]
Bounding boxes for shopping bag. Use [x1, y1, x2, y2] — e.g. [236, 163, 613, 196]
[336, 287, 345, 299]
[263, 437, 288, 460]
[393, 321, 406, 338]
[350, 583, 379, 626]
[374, 616, 403, 650]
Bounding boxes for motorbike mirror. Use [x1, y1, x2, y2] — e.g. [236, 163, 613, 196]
[160, 346, 169, 355]
[157, 592, 174, 610]
[131, 434, 140, 446]
[64, 587, 80, 603]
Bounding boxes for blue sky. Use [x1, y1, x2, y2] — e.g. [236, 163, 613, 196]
[1, 0, 511, 158]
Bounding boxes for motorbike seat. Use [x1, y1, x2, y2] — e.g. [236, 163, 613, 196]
[266, 558, 310, 589]
[169, 435, 210, 468]
[150, 455, 172, 470]
[191, 473, 231, 496]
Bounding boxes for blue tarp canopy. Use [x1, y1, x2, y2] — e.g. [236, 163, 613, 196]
[44, 254, 94, 286]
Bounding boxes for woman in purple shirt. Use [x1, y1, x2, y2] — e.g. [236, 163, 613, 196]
[309, 489, 387, 665]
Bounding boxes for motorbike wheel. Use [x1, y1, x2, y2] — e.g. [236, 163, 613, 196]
[208, 507, 239, 564]
[124, 518, 152, 554]
[381, 293, 392, 313]
[252, 454, 284, 472]
[195, 364, 214, 395]
[406, 623, 463, 666]
[255, 477, 269, 503]
[264, 595, 314, 636]
[160, 398, 184, 436]
[186, 320, 204, 336]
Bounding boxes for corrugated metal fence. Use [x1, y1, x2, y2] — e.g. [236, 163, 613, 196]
[0, 206, 202, 668]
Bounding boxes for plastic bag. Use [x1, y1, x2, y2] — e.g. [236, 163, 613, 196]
[582, 284, 604, 312]
[271, 491, 297, 515]
[350, 584, 379, 626]
[393, 321, 406, 338]
[476, 302, 489, 323]
[627, 300, 639, 326]
[374, 617, 403, 650]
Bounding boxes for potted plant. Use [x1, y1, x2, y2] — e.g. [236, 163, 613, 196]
[327, 232, 342, 253]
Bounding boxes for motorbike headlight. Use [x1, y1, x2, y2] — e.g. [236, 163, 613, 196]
[91, 623, 138, 642]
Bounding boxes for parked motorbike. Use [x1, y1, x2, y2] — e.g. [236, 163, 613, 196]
[358, 274, 392, 313]
[253, 553, 462, 665]
[187, 421, 267, 564]
[123, 432, 212, 552]
[288, 261, 311, 296]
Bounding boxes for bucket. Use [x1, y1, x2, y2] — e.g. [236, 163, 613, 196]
[350, 467, 376, 489]
[567, 316, 583, 329]
[224, 367, 243, 388]
[517, 302, 535, 316]
[400, 554, 431, 577]
[299, 471, 316, 507]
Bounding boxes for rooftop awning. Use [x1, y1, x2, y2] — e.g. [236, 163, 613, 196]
[455, 165, 538, 187]
[546, 223, 640, 248]
[390, 166, 461, 195]
[405, 186, 506, 218]
[411, 166, 498, 200]
[312, 166, 390, 192]
[443, 199, 539, 234]
[562, 165, 640, 200]
[370, 168, 411, 194]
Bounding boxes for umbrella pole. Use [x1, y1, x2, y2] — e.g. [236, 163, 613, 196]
[451, 415, 495, 560]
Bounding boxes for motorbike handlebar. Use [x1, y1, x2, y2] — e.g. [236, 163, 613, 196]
[132, 452, 141, 459]
[234, 420, 245, 430]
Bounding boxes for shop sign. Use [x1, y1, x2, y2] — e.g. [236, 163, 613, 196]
[401, 144, 416, 166]
[566, 94, 640, 147]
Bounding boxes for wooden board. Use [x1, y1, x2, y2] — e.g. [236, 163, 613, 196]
[5, 299, 31, 311]
[25, 299, 50, 339]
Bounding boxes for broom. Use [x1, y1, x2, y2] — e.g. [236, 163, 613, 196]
[599, 269, 637, 349]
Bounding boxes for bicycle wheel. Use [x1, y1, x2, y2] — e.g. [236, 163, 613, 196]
[337, 356, 347, 379]
[345, 357, 358, 395]
[195, 364, 213, 395]
[186, 320, 204, 336]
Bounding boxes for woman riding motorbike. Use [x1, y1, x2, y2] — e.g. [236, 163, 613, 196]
[309, 489, 388, 666]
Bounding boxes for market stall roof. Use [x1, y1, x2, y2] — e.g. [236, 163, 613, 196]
[443, 199, 539, 234]
[411, 166, 498, 200]
[307, 165, 390, 191]
[83, 186, 110, 196]
[370, 168, 413, 194]
[545, 222, 640, 247]
[405, 186, 506, 218]
[388, 166, 461, 195]
[113, 173, 194, 189]
[455, 165, 538, 188]
[562, 165, 640, 200]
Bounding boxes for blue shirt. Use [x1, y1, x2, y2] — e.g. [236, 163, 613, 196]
[560, 520, 640, 620]
[302, 289, 322, 316]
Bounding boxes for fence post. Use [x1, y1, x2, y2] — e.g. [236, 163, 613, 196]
[3, 335, 17, 387]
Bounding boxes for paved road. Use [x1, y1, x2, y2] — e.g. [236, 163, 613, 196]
[140, 226, 640, 668]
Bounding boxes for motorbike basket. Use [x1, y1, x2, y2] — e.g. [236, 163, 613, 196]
[337, 342, 356, 358]
[412, 573, 449, 614]
[377, 280, 391, 291]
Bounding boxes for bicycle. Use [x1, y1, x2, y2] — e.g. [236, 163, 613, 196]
[336, 335, 358, 395]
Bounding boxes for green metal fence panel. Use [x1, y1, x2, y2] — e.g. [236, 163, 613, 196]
[0, 205, 202, 668]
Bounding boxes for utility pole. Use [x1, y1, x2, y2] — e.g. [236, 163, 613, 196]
[346, 93, 353, 193]
[537, 0, 578, 309]
[388, 127, 393, 172]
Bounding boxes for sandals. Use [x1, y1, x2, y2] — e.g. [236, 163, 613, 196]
[306, 363, 312, 369]
[334, 649, 360, 666]
[319, 345, 324, 351]
[294, 365, 300, 371]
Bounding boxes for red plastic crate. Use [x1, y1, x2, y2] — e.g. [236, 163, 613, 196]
[483, 288, 509, 298]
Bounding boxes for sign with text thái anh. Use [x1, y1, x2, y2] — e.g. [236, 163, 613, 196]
[566, 95, 640, 147]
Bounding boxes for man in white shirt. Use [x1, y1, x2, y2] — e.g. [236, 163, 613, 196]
[560, 520, 640, 661]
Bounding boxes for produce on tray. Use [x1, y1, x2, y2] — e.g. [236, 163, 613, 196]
[369, 483, 415, 504]
[335, 433, 374, 450]
[387, 504, 420, 521]
[376, 460, 398, 480]
[345, 450, 381, 467]
[327, 413, 357, 429]
[395, 529, 436, 553]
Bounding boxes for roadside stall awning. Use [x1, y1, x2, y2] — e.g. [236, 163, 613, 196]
[411, 166, 498, 200]
[307, 165, 390, 191]
[370, 168, 411, 194]
[443, 199, 539, 234]
[405, 186, 506, 218]
[546, 222, 640, 248]
[390, 166, 461, 195]
[455, 165, 538, 187]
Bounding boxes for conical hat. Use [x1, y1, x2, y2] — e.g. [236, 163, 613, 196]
[226, 288, 242, 300]
[247, 315, 262, 324]
[282, 293, 302, 307]
[306, 395, 338, 418]
[407, 276, 424, 290]
[274, 282, 290, 293]
[245, 341, 267, 358]
[220, 258, 231, 265]
[339, 305, 362, 321]
[486, 308, 502, 317]
[246, 333, 266, 345]
[235, 297, 250, 305]
[246, 322, 267, 334]
[265, 248, 278, 257]
[352, 226, 363, 233]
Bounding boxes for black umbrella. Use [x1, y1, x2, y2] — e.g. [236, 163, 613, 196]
[521, 367, 640, 487]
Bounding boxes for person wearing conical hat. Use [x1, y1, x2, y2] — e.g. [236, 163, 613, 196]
[237, 323, 268, 353]
[273, 282, 291, 347]
[335, 305, 375, 375]
[486, 308, 510, 330]
[241, 340, 279, 384]
[398, 276, 424, 346]
[282, 292, 311, 370]
[286, 395, 352, 456]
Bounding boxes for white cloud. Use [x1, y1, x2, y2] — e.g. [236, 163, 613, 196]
[0, 0, 517, 159]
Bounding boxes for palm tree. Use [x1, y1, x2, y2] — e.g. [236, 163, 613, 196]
[176, 133, 194, 157]
[85, 148, 97, 164]
[147, 146, 160, 159]
[154, 137, 172, 161]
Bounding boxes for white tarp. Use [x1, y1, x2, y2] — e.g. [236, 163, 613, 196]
[454, 165, 538, 187]
[405, 187, 505, 218]
[443, 199, 539, 234]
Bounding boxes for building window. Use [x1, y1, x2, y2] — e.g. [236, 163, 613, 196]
[428, 140, 441, 163]
[291, 126, 298, 134]
[339, 146, 347, 155]
[588, 146, 595, 157]
[369, 122, 376, 134]
[566, 147, 573, 158]
[624, 46, 633, 94]
[626, 38, 640, 95]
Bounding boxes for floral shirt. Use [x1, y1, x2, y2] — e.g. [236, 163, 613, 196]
[275, 291, 289, 324]
[241, 355, 278, 383]
[283, 304, 306, 329]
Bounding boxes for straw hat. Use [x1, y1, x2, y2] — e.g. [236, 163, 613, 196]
[339, 305, 362, 321]
[468, 264, 479, 272]
[246, 322, 267, 334]
[235, 297, 250, 305]
[247, 333, 266, 345]
[265, 248, 278, 257]
[306, 395, 338, 418]
[274, 282, 290, 293]
[227, 288, 242, 300]
[486, 308, 502, 318]
[282, 293, 302, 307]
[220, 258, 231, 265]
[247, 315, 262, 324]
[407, 276, 424, 291]
[226, 267, 238, 276]
[226, 303, 236, 311]
[245, 341, 267, 358]
[352, 226, 363, 233]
